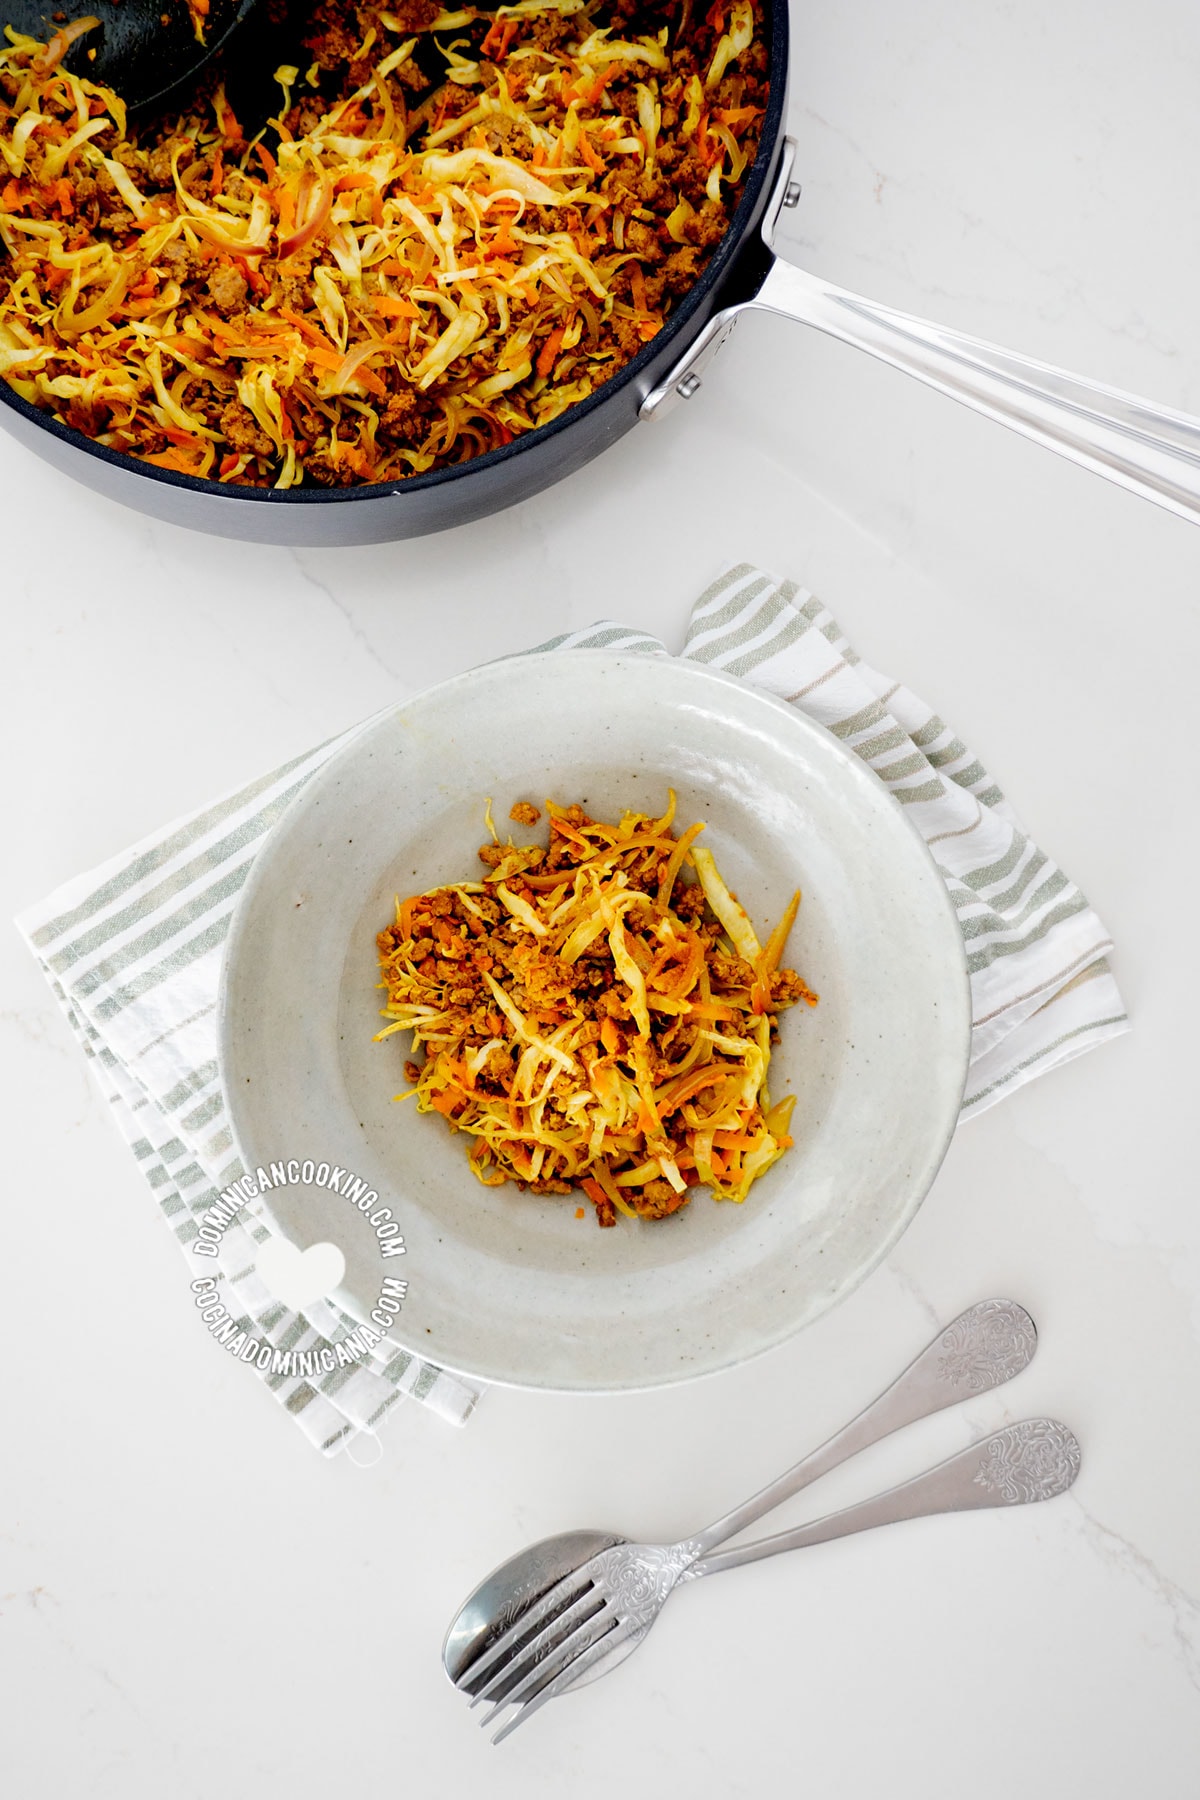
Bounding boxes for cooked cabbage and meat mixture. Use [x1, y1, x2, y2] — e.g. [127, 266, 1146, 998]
[0, 0, 767, 486]
[374, 794, 817, 1226]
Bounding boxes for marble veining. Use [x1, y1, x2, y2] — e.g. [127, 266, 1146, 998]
[4, 1, 1200, 1793]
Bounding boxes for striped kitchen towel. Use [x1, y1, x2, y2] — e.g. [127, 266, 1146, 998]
[17, 729, 485, 1456]
[539, 566, 1128, 1111]
[16, 562, 1126, 1454]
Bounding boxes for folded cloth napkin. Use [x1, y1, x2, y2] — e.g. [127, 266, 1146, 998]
[17, 562, 1127, 1454]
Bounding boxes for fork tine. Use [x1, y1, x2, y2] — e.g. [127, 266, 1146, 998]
[468, 1587, 608, 1708]
[490, 1621, 631, 1745]
[455, 1567, 594, 1695]
[480, 1608, 620, 1731]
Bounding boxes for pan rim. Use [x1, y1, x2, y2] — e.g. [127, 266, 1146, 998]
[0, 0, 789, 507]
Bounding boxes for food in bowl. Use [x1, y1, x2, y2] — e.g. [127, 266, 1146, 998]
[0, 0, 767, 487]
[218, 653, 970, 1390]
[373, 793, 817, 1224]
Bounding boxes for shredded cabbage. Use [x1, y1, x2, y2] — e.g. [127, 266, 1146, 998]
[374, 793, 817, 1225]
[0, 1, 766, 487]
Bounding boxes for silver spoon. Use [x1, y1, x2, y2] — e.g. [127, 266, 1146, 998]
[444, 1298, 1037, 1692]
[476, 1416, 1081, 1742]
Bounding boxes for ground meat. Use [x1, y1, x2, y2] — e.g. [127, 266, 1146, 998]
[285, 101, 327, 138]
[377, 0, 440, 26]
[219, 401, 276, 459]
[671, 882, 706, 920]
[771, 968, 818, 1006]
[302, 7, 362, 70]
[481, 116, 534, 157]
[661, 245, 706, 297]
[205, 263, 248, 315]
[61, 398, 110, 436]
[375, 789, 814, 1228]
[710, 952, 755, 988]
[601, 171, 642, 215]
[527, 11, 577, 49]
[624, 220, 663, 261]
[379, 388, 432, 446]
[612, 315, 646, 355]
[478, 1045, 513, 1085]
[146, 137, 192, 187]
[511, 950, 581, 1007]
[632, 1179, 691, 1219]
[222, 171, 258, 208]
[157, 236, 198, 283]
[689, 199, 731, 248]
[2, 0, 767, 489]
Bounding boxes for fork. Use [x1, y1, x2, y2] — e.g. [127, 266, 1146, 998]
[477, 1415, 1081, 1742]
[451, 1299, 1059, 1739]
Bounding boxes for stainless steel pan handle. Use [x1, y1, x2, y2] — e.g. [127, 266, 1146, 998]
[642, 140, 1200, 527]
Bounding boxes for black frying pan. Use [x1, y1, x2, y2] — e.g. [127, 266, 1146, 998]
[2, 0, 1199, 543]
[1, 0, 257, 113]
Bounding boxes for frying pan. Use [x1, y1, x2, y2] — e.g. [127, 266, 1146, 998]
[2, 0, 1199, 544]
[0, 0, 258, 114]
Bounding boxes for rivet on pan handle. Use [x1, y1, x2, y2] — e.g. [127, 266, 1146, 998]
[638, 140, 799, 423]
[641, 135, 1200, 527]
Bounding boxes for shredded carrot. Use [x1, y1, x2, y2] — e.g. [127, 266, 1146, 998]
[535, 325, 567, 379]
[582, 68, 618, 106]
[578, 130, 604, 174]
[373, 793, 815, 1226]
[0, 3, 766, 487]
[372, 294, 420, 319]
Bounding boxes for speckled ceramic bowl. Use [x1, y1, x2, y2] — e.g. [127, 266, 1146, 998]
[217, 651, 970, 1392]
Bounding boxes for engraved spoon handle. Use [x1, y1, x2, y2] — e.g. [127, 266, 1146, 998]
[688, 1299, 1037, 1559]
[687, 1420, 1081, 1580]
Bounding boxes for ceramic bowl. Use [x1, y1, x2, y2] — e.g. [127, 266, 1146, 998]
[217, 651, 970, 1392]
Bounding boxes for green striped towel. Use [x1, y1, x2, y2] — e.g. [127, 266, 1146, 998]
[16, 563, 1126, 1454]
[552, 566, 1128, 1114]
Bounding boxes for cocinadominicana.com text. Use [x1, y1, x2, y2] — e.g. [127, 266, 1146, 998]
[190, 1275, 409, 1373]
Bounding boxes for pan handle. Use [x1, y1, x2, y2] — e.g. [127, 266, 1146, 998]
[641, 167, 1200, 527]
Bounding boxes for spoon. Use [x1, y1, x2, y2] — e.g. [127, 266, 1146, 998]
[443, 1298, 1038, 1692]
[472, 1417, 1081, 1741]
[1, 0, 258, 113]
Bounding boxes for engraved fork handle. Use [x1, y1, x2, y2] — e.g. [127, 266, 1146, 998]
[687, 1419, 1081, 1579]
[687, 1299, 1037, 1560]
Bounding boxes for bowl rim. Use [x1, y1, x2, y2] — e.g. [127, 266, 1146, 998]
[216, 649, 973, 1393]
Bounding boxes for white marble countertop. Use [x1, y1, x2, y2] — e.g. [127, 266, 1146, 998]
[4, 1, 1200, 1793]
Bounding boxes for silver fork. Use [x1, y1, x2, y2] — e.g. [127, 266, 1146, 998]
[478, 1416, 1081, 1742]
[451, 1300, 1054, 1737]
